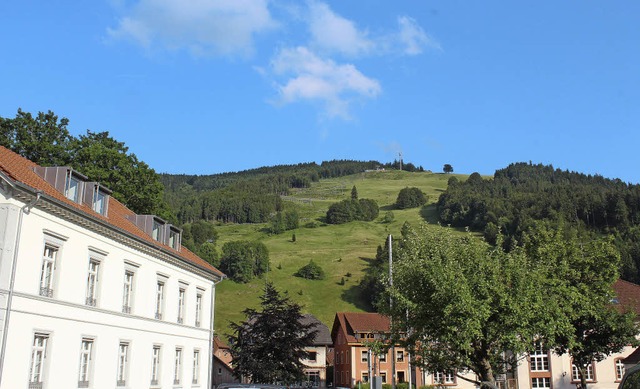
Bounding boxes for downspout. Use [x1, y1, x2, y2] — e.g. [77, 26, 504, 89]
[208, 275, 225, 389]
[0, 190, 42, 386]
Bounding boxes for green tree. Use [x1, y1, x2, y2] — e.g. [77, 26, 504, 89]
[384, 224, 559, 385]
[351, 185, 359, 200]
[284, 209, 299, 230]
[523, 223, 639, 389]
[228, 282, 316, 384]
[220, 241, 270, 283]
[70, 130, 168, 216]
[443, 164, 454, 174]
[395, 187, 428, 209]
[197, 242, 219, 267]
[0, 109, 72, 166]
[189, 220, 218, 246]
[295, 260, 326, 280]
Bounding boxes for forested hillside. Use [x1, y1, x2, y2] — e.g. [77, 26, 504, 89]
[161, 160, 425, 224]
[437, 162, 640, 281]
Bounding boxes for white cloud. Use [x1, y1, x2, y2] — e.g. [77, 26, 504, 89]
[271, 46, 381, 119]
[107, 0, 277, 56]
[397, 16, 440, 55]
[306, 1, 374, 57]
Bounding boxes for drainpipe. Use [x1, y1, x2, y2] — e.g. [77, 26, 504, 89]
[209, 275, 225, 389]
[0, 190, 42, 386]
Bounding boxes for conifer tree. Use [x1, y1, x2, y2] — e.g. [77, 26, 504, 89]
[228, 282, 316, 384]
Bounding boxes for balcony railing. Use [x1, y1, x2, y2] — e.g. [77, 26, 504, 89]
[86, 297, 96, 307]
[28, 382, 43, 389]
[122, 305, 131, 314]
[39, 287, 53, 297]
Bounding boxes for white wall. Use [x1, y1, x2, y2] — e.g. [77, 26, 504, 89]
[0, 191, 216, 389]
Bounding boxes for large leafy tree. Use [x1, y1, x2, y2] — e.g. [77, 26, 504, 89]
[385, 224, 552, 385]
[69, 130, 168, 216]
[219, 241, 269, 283]
[523, 223, 639, 389]
[0, 109, 72, 166]
[1, 110, 171, 218]
[228, 282, 316, 384]
[384, 222, 637, 387]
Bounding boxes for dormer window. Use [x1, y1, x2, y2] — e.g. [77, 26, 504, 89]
[152, 220, 163, 241]
[93, 188, 106, 214]
[167, 227, 181, 250]
[65, 172, 81, 202]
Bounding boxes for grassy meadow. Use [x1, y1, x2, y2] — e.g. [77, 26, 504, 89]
[214, 170, 463, 338]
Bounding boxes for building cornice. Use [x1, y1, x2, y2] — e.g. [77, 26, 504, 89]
[11, 182, 221, 282]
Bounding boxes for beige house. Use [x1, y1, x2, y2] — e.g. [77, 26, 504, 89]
[301, 314, 333, 388]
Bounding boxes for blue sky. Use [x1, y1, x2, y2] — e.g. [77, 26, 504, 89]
[1, 1, 639, 183]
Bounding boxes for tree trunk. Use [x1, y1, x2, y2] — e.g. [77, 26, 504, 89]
[580, 366, 588, 389]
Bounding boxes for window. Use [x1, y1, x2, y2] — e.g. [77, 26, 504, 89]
[117, 342, 129, 387]
[308, 351, 317, 362]
[434, 371, 455, 385]
[380, 372, 387, 383]
[396, 350, 404, 362]
[168, 229, 180, 249]
[531, 377, 550, 389]
[361, 350, 369, 363]
[151, 346, 161, 386]
[397, 371, 405, 383]
[85, 259, 100, 306]
[616, 358, 625, 381]
[122, 271, 134, 313]
[29, 333, 49, 387]
[362, 372, 369, 383]
[379, 352, 387, 362]
[530, 342, 549, 371]
[174, 348, 183, 385]
[177, 288, 186, 324]
[39, 245, 57, 297]
[65, 173, 80, 202]
[93, 188, 106, 215]
[78, 338, 94, 388]
[152, 220, 162, 241]
[193, 350, 200, 385]
[572, 362, 595, 382]
[155, 280, 165, 320]
[195, 293, 203, 327]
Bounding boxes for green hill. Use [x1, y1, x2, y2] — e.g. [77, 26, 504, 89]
[213, 170, 460, 337]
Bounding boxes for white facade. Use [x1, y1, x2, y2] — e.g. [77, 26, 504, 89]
[0, 160, 222, 389]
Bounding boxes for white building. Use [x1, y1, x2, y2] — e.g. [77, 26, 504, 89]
[0, 146, 224, 389]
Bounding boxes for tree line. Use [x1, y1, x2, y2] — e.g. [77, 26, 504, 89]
[437, 162, 640, 281]
[0, 109, 169, 218]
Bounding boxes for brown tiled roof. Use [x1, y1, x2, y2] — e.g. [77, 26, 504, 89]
[214, 336, 230, 351]
[0, 146, 223, 278]
[613, 279, 640, 315]
[331, 312, 390, 343]
[623, 347, 640, 365]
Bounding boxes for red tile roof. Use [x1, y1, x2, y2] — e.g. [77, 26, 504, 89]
[332, 312, 391, 344]
[0, 146, 223, 278]
[613, 279, 640, 315]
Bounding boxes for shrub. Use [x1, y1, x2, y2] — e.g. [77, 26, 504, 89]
[326, 198, 379, 224]
[295, 260, 326, 280]
[396, 187, 428, 209]
[383, 211, 395, 223]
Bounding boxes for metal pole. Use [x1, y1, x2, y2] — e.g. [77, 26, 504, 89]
[389, 235, 396, 389]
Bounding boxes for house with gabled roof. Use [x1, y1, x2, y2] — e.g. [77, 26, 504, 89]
[331, 312, 415, 388]
[0, 146, 224, 389]
[301, 314, 333, 388]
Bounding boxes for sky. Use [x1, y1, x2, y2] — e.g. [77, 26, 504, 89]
[1, 1, 639, 183]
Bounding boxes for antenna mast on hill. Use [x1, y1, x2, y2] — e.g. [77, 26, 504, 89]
[399, 152, 403, 171]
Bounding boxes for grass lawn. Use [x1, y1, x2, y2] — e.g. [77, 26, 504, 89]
[214, 171, 463, 337]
